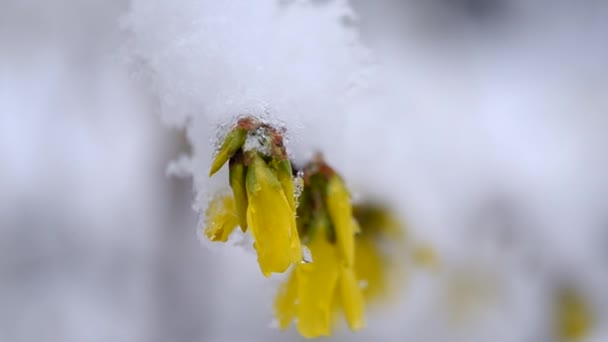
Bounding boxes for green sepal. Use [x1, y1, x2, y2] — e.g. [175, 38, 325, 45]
[209, 127, 247, 176]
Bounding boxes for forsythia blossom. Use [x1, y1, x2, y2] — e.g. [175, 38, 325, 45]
[274, 156, 365, 338]
[204, 118, 407, 338]
[206, 117, 302, 276]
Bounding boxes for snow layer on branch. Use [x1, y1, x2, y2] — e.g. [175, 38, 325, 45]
[126, 0, 368, 214]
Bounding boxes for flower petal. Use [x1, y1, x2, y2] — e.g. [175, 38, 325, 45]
[274, 270, 298, 330]
[326, 175, 355, 267]
[355, 236, 386, 301]
[338, 267, 365, 332]
[272, 159, 296, 212]
[246, 153, 301, 276]
[296, 233, 340, 338]
[204, 194, 239, 242]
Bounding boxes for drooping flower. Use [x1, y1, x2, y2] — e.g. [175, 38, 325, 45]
[204, 117, 301, 276]
[295, 225, 364, 337]
[351, 203, 407, 303]
[274, 156, 364, 337]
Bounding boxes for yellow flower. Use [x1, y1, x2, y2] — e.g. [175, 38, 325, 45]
[204, 194, 239, 242]
[337, 266, 365, 331]
[295, 231, 341, 337]
[275, 223, 365, 338]
[352, 202, 439, 306]
[354, 235, 386, 301]
[228, 156, 248, 231]
[326, 175, 355, 268]
[555, 287, 593, 341]
[352, 203, 407, 303]
[275, 157, 364, 338]
[246, 153, 301, 277]
[205, 117, 302, 277]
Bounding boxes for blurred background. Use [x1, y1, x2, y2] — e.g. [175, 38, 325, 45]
[1, 1, 607, 341]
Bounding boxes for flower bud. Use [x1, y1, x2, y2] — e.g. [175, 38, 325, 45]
[209, 127, 247, 176]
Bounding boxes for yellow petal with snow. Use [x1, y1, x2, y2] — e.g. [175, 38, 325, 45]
[296, 233, 340, 338]
[326, 175, 355, 267]
[204, 194, 239, 242]
[246, 153, 301, 276]
[338, 267, 365, 331]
